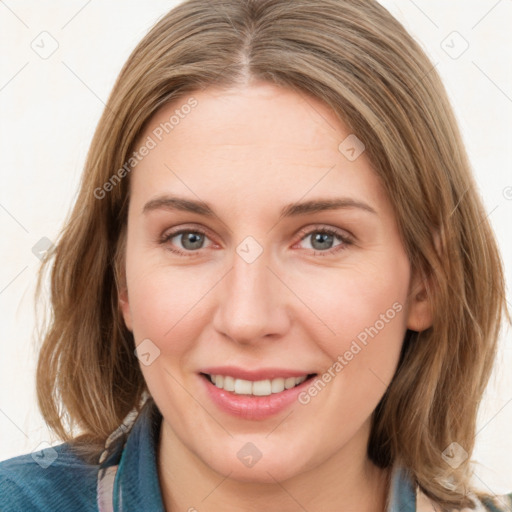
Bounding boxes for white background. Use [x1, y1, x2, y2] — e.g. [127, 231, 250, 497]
[0, 0, 511, 496]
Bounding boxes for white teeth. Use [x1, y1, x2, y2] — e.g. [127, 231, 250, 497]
[223, 375, 235, 391]
[252, 379, 272, 396]
[271, 377, 285, 393]
[209, 374, 308, 395]
[234, 378, 252, 395]
[285, 377, 297, 389]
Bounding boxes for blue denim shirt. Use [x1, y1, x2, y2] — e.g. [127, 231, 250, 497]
[1, 399, 511, 511]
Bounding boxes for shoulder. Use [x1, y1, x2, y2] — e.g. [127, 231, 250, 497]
[0, 443, 99, 512]
[417, 486, 512, 512]
[478, 493, 512, 512]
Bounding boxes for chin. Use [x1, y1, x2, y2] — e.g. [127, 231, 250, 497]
[215, 459, 303, 484]
[201, 440, 314, 484]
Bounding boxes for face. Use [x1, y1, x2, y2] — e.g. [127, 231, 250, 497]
[119, 81, 430, 482]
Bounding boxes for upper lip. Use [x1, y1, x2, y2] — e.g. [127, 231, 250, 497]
[200, 366, 316, 381]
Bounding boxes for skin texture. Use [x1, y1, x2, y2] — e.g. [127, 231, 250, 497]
[119, 81, 432, 512]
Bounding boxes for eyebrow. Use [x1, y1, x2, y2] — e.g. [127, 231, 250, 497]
[142, 195, 377, 218]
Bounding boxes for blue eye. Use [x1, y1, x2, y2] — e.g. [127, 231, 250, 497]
[295, 227, 353, 256]
[159, 226, 353, 257]
[160, 228, 211, 256]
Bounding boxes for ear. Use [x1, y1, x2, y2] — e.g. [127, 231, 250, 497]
[115, 228, 133, 332]
[119, 285, 133, 332]
[406, 267, 433, 332]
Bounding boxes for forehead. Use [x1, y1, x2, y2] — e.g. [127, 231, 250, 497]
[143, 82, 343, 162]
[128, 82, 390, 220]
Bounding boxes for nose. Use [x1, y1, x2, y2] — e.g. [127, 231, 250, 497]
[211, 244, 291, 345]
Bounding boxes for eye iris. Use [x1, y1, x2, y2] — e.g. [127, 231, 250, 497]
[173, 231, 339, 252]
[181, 232, 204, 250]
[311, 232, 334, 250]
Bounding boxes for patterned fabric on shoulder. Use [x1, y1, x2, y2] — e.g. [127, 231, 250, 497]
[416, 486, 512, 512]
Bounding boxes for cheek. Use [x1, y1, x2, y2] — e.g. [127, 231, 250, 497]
[292, 255, 410, 369]
[125, 252, 214, 355]
[291, 259, 410, 428]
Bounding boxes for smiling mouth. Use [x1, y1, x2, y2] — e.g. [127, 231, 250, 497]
[200, 372, 317, 396]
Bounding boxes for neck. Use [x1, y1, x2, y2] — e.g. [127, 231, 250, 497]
[157, 418, 391, 512]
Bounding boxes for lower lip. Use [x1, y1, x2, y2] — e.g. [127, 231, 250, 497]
[199, 374, 315, 420]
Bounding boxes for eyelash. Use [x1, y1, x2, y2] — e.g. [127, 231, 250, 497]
[159, 225, 354, 258]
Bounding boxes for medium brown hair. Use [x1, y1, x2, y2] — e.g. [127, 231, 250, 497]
[35, 0, 509, 509]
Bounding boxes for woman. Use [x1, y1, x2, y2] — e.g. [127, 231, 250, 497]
[1, 0, 510, 510]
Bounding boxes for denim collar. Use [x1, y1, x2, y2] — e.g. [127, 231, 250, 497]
[97, 397, 165, 511]
[387, 462, 417, 512]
